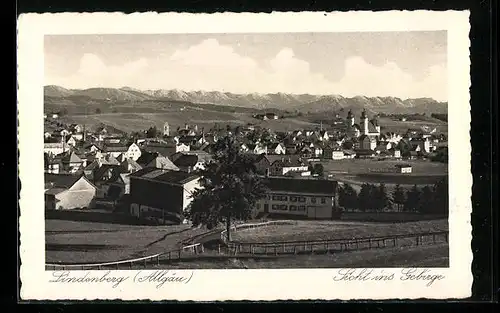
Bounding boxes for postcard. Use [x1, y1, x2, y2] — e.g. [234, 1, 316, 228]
[18, 11, 472, 301]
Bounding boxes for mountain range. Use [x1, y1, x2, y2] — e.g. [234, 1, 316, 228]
[44, 85, 448, 114]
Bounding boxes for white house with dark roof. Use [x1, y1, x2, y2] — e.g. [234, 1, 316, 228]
[124, 142, 142, 161]
[44, 173, 97, 210]
[254, 177, 339, 219]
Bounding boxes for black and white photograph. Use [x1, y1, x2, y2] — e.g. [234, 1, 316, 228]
[18, 11, 472, 301]
[42, 31, 450, 270]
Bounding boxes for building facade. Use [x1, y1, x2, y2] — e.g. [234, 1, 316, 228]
[129, 168, 201, 223]
[254, 177, 339, 219]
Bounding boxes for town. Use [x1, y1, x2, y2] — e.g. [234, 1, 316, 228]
[44, 108, 448, 224]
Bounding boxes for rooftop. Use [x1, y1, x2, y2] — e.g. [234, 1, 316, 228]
[44, 173, 84, 189]
[129, 168, 199, 185]
[262, 176, 338, 195]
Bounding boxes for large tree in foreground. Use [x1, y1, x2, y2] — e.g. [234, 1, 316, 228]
[186, 135, 268, 242]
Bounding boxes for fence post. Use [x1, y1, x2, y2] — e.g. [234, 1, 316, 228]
[274, 246, 277, 256]
[116, 263, 119, 270]
[416, 236, 420, 246]
[130, 261, 132, 269]
[157, 255, 160, 266]
[250, 244, 254, 255]
[201, 244, 205, 253]
[143, 258, 147, 267]
[218, 244, 221, 254]
[178, 249, 181, 259]
[369, 239, 372, 249]
[393, 238, 397, 247]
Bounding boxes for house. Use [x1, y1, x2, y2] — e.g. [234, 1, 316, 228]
[267, 143, 286, 155]
[410, 138, 432, 154]
[103, 136, 122, 144]
[254, 143, 268, 155]
[106, 173, 131, 199]
[45, 155, 62, 174]
[269, 156, 309, 176]
[176, 143, 191, 153]
[84, 143, 102, 154]
[61, 151, 84, 172]
[65, 136, 77, 147]
[395, 164, 413, 174]
[44, 173, 97, 210]
[173, 154, 205, 172]
[390, 148, 402, 158]
[124, 143, 142, 161]
[129, 168, 202, 224]
[312, 143, 324, 157]
[317, 130, 329, 141]
[44, 142, 66, 156]
[254, 177, 339, 219]
[343, 150, 357, 159]
[103, 144, 129, 158]
[323, 147, 344, 160]
[120, 158, 143, 173]
[141, 143, 176, 159]
[359, 135, 377, 150]
[92, 164, 124, 198]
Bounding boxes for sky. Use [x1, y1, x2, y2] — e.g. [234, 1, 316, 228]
[44, 32, 447, 101]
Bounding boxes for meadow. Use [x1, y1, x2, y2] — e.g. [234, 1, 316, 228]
[230, 219, 448, 244]
[45, 218, 208, 264]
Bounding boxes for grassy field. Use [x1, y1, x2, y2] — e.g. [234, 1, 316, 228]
[45, 219, 208, 264]
[322, 159, 448, 175]
[60, 111, 319, 133]
[322, 158, 447, 190]
[130, 243, 449, 269]
[231, 219, 448, 243]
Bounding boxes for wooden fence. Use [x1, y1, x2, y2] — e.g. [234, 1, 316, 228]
[46, 243, 203, 271]
[223, 231, 448, 256]
[220, 220, 297, 244]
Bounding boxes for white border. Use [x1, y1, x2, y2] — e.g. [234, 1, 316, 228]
[18, 11, 472, 300]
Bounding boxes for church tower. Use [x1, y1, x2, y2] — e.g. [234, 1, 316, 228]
[347, 110, 355, 126]
[163, 122, 170, 136]
[361, 109, 369, 135]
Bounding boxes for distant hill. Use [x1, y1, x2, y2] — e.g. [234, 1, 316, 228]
[44, 85, 447, 115]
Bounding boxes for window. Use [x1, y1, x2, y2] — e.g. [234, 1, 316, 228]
[289, 205, 297, 211]
[281, 196, 288, 201]
[321, 197, 326, 204]
[271, 204, 278, 210]
[256, 204, 261, 210]
[279, 204, 288, 210]
[298, 205, 306, 211]
[290, 196, 297, 202]
[272, 195, 279, 201]
[299, 197, 306, 203]
[311, 197, 317, 204]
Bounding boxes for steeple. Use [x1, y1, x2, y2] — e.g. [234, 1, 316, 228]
[361, 109, 367, 120]
[347, 110, 355, 126]
[347, 110, 353, 119]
